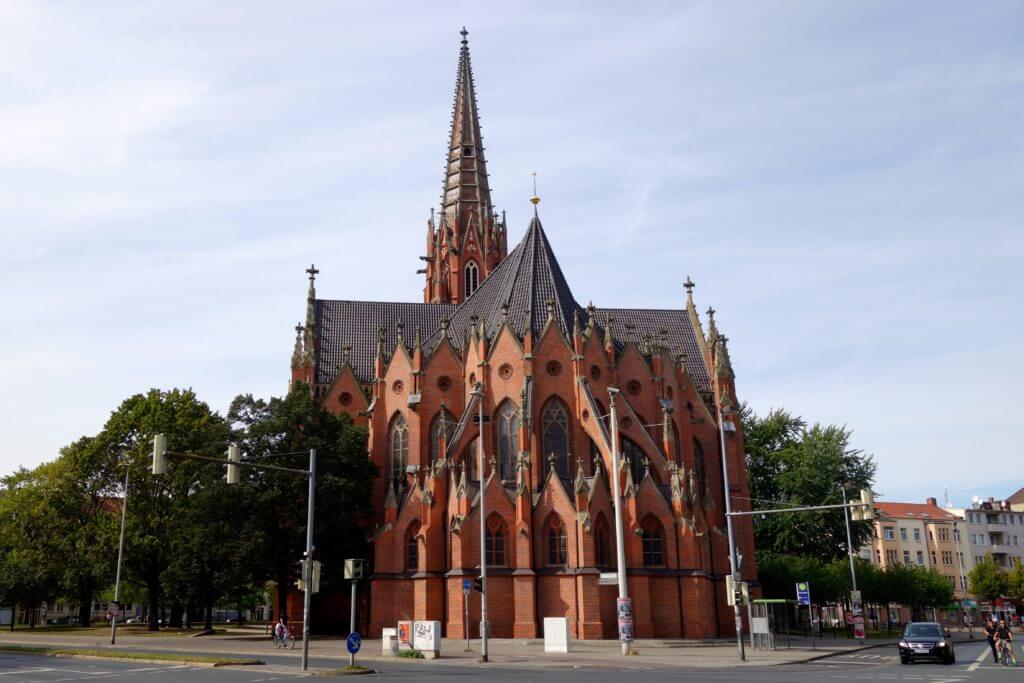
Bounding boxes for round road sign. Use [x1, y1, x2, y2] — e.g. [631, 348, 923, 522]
[346, 632, 361, 654]
[462, 578, 472, 594]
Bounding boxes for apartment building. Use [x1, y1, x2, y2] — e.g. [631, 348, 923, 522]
[859, 498, 969, 599]
[949, 496, 1024, 571]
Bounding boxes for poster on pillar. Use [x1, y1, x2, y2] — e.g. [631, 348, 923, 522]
[617, 598, 633, 643]
[397, 621, 412, 651]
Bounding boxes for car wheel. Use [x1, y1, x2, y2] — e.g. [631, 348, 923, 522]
[900, 657, 909, 665]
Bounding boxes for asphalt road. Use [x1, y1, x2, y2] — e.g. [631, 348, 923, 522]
[0, 638, 1018, 682]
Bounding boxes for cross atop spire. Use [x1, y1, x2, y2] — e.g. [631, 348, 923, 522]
[306, 264, 319, 283]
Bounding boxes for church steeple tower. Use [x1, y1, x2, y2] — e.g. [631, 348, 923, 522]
[423, 27, 507, 304]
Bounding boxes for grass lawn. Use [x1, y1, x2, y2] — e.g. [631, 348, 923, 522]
[0, 644, 262, 666]
[313, 665, 374, 675]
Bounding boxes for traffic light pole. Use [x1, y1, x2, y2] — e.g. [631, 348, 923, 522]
[152, 437, 317, 670]
[607, 388, 631, 656]
[840, 486, 862, 644]
[714, 390, 745, 662]
[301, 449, 316, 671]
[110, 464, 130, 645]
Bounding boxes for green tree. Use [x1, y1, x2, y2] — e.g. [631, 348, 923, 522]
[90, 388, 230, 630]
[742, 406, 876, 561]
[1004, 561, 1024, 602]
[229, 382, 374, 625]
[969, 556, 1007, 603]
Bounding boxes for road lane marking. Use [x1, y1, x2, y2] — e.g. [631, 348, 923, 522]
[0, 669, 55, 676]
[967, 641, 991, 671]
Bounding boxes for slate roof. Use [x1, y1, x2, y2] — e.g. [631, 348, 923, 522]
[312, 213, 713, 392]
[595, 308, 711, 393]
[424, 213, 582, 350]
[314, 300, 455, 385]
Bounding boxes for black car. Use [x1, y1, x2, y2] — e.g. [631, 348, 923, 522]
[898, 622, 955, 664]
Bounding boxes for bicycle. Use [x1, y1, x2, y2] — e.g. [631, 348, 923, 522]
[998, 640, 1017, 667]
[273, 628, 296, 650]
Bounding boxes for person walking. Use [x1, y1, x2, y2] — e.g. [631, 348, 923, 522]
[985, 617, 999, 663]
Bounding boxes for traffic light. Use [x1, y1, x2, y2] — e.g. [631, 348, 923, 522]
[860, 488, 875, 521]
[473, 575, 484, 593]
[152, 434, 167, 475]
[226, 444, 241, 485]
[295, 559, 307, 592]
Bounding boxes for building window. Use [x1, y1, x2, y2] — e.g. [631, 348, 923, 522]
[693, 438, 705, 483]
[546, 518, 568, 566]
[903, 550, 911, 565]
[930, 550, 936, 565]
[883, 527, 895, 541]
[886, 549, 898, 565]
[913, 528, 921, 542]
[541, 398, 571, 479]
[389, 413, 409, 483]
[485, 516, 507, 567]
[669, 420, 681, 466]
[496, 401, 520, 481]
[916, 551, 924, 565]
[942, 551, 953, 566]
[899, 527, 907, 541]
[594, 515, 611, 568]
[430, 409, 457, 466]
[405, 522, 420, 571]
[641, 517, 665, 567]
[939, 527, 949, 542]
[465, 261, 479, 295]
[875, 549, 881, 564]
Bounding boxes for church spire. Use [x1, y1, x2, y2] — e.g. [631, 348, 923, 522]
[424, 28, 506, 304]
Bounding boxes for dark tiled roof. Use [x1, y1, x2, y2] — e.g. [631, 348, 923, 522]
[595, 308, 711, 392]
[314, 300, 455, 385]
[425, 213, 583, 349]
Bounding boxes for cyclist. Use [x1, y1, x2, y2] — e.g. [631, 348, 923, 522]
[996, 618, 1017, 666]
[274, 617, 286, 644]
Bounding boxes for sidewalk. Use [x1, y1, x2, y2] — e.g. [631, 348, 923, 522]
[0, 627, 912, 670]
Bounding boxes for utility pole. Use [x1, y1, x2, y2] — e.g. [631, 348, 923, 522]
[715, 384, 745, 662]
[301, 449, 316, 671]
[608, 388, 631, 655]
[840, 485, 861, 644]
[475, 384, 489, 663]
[110, 464, 130, 645]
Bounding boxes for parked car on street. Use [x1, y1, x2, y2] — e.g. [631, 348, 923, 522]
[898, 622, 955, 665]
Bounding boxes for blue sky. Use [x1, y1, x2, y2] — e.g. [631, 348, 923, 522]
[1, 1, 1021, 506]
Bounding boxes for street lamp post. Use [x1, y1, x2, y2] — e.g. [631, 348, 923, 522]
[715, 395, 745, 662]
[607, 387, 631, 655]
[110, 464, 130, 645]
[473, 383, 489, 663]
[840, 485, 861, 644]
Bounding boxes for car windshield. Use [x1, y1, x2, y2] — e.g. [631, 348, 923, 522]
[904, 624, 941, 638]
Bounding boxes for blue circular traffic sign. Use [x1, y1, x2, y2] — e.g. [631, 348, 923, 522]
[346, 632, 361, 654]
[462, 578, 472, 592]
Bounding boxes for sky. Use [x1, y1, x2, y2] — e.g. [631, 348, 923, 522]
[1, 1, 1022, 506]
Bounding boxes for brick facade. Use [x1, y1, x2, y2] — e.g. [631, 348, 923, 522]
[288, 28, 758, 640]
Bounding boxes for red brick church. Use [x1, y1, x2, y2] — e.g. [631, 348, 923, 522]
[290, 28, 757, 640]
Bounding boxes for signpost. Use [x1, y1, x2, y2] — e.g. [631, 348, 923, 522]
[347, 633, 361, 657]
[463, 578, 472, 652]
[344, 559, 364, 667]
[796, 582, 814, 651]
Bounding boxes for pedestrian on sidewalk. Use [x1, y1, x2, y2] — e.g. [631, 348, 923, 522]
[985, 617, 999, 663]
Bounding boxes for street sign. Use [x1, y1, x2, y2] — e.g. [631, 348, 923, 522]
[598, 572, 617, 586]
[108, 603, 121, 618]
[796, 581, 811, 606]
[346, 632, 361, 654]
[462, 578, 472, 595]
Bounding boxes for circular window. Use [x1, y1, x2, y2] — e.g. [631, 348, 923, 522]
[339, 392, 353, 406]
[582, 409, 590, 422]
[545, 360, 562, 377]
[621, 417, 633, 430]
[437, 375, 453, 392]
[392, 380, 404, 394]
[626, 380, 642, 396]
[590, 364, 601, 381]
[469, 373, 476, 385]
[499, 363, 513, 380]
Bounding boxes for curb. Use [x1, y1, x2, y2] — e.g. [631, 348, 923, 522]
[797, 635, 976, 665]
[0, 649, 265, 668]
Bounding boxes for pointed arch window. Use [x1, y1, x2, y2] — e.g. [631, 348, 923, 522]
[641, 516, 665, 567]
[465, 261, 479, 295]
[693, 438, 706, 484]
[389, 413, 409, 483]
[670, 420, 681, 466]
[594, 514, 612, 568]
[622, 437, 646, 484]
[485, 515, 507, 567]
[430, 408, 457, 466]
[546, 517, 568, 566]
[495, 401, 519, 481]
[405, 521, 421, 571]
[542, 398, 571, 479]
[461, 438, 479, 480]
